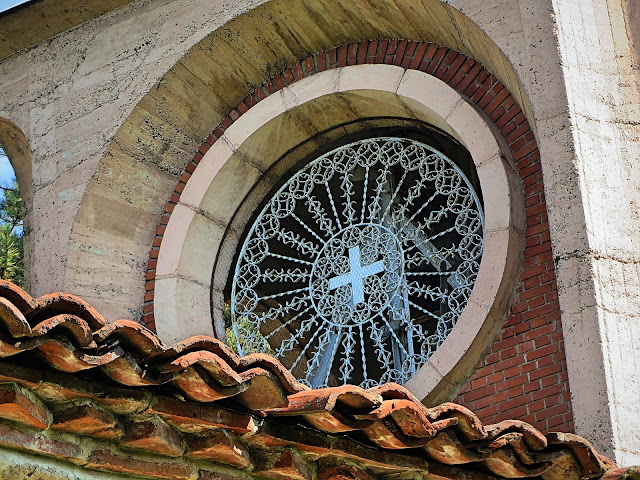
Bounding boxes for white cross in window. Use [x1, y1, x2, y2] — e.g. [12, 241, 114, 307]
[328, 246, 384, 304]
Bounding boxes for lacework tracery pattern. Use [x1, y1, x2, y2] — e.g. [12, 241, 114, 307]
[231, 137, 484, 388]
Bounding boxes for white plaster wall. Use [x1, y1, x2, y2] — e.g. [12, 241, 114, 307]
[550, 0, 640, 464]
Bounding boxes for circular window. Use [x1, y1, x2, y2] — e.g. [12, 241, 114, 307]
[230, 136, 484, 388]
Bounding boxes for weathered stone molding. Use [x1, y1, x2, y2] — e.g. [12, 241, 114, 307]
[151, 51, 525, 404]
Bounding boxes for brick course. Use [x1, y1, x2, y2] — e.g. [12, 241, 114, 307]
[142, 40, 573, 434]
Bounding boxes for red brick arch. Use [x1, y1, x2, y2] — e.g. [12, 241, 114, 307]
[143, 40, 573, 433]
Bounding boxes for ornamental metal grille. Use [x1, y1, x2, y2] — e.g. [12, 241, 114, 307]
[230, 137, 484, 388]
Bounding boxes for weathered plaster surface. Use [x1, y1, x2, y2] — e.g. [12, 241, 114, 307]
[0, 0, 268, 308]
[0, 0, 133, 60]
[0, 0, 560, 312]
[550, 0, 640, 464]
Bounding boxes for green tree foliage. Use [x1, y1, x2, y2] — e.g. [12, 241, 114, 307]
[0, 144, 23, 287]
[223, 304, 275, 355]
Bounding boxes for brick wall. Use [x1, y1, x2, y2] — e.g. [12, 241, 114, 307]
[454, 143, 573, 432]
[143, 40, 574, 433]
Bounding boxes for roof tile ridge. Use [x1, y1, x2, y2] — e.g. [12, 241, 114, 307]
[0, 280, 37, 314]
[0, 282, 626, 480]
[0, 295, 30, 337]
[0, 282, 312, 408]
[149, 335, 240, 367]
[237, 353, 309, 394]
[427, 402, 486, 440]
[601, 466, 640, 480]
[483, 420, 548, 450]
[266, 385, 382, 414]
[32, 293, 107, 330]
[0, 281, 107, 330]
[547, 432, 614, 478]
[94, 319, 166, 357]
[31, 313, 97, 349]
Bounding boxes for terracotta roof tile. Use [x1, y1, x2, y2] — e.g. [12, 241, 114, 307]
[0, 281, 632, 480]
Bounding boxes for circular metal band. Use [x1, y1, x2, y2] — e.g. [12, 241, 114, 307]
[230, 137, 484, 388]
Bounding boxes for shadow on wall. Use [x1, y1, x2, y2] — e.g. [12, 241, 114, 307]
[624, 0, 640, 99]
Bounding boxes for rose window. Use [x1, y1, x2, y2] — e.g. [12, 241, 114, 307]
[230, 137, 484, 388]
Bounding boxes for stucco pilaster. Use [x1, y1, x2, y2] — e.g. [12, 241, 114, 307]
[551, 0, 640, 463]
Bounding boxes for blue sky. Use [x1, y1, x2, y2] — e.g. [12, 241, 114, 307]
[0, 153, 14, 185]
[0, 0, 30, 13]
[0, 151, 20, 234]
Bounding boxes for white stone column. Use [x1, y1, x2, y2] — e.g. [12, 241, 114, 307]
[551, 0, 640, 464]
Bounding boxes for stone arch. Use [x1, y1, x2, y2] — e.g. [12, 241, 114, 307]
[0, 118, 32, 290]
[152, 63, 525, 402]
[55, 0, 578, 422]
[63, 0, 532, 323]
